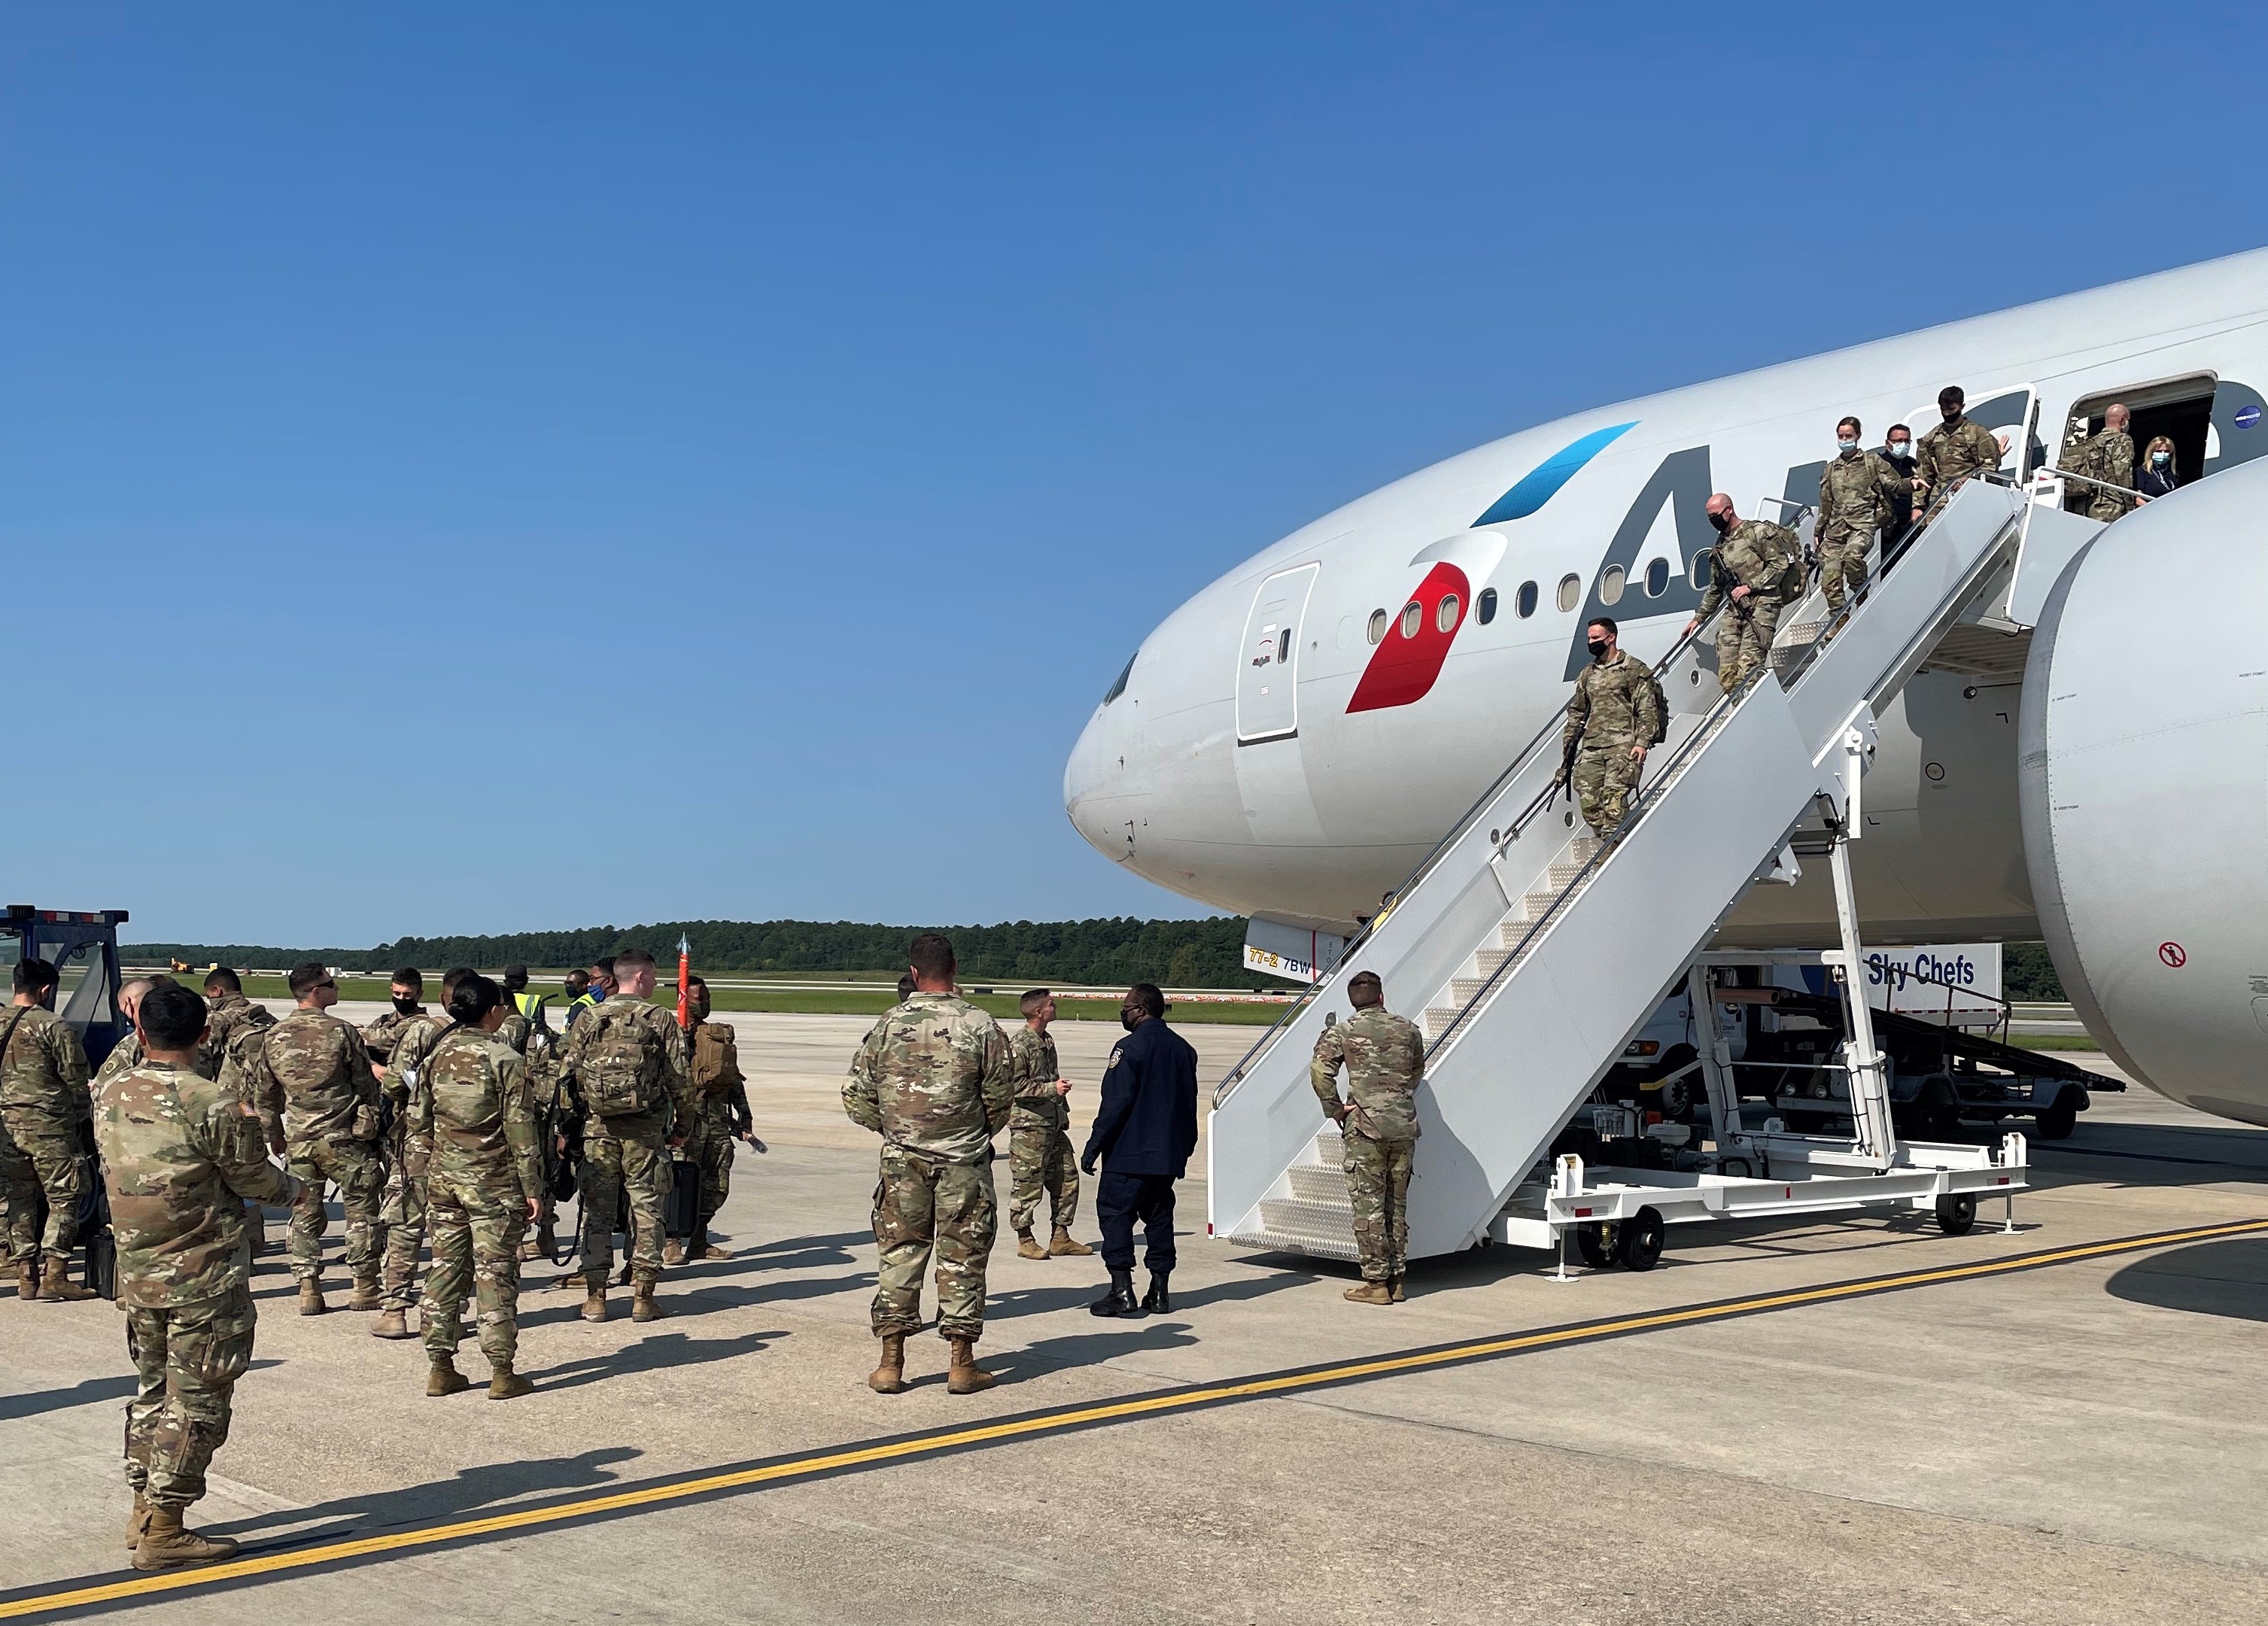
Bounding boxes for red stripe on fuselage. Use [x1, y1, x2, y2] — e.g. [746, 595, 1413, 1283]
[1347, 563, 1470, 713]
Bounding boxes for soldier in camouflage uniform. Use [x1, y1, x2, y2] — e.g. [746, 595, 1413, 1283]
[843, 932, 1014, 1396]
[93, 977, 167, 1090]
[202, 968, 277, 1090]
[667, 976, 753, 1266]
[1817, 416, 1910, 614]
[1311, 971, 1424, 1304]
[1562, 617, 1664, 837]
[364, 968, 455, 1336]
[2, 958, 98, 1302]
[1914, 385, 2005, 515]
[1006, 989, 1088, 1261]
[554, 947, 690, 1324]
[96, 983, 296, 1571]
[2059, 401, 2137, 522]
[242, 962, 385, 1315]
[1686, 494, 1800, 694]
[412, 975, 544, 1400]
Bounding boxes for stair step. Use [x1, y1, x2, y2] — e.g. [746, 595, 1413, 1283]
[1546, 862, 1586, 888]
[1257, 1196, 1360, 1239]
[1287, 1164, 1354, 1204]
[1225, 1226, 1361, 1263]
[1423, 1006, 1459, 1041]
[1475, 947, 1509, 976]
[1450, 977, 1490, 1004]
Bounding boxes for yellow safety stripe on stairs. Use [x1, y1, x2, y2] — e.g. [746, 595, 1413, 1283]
[6, 1214, 2263, 1621]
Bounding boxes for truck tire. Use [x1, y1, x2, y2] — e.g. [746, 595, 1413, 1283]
[1933, 1193, 1977, 1235]
[2035, 1090, 2083, 1141]
[1575, 1224, 1610, 1268]
[1613, 1207, 1666, 1272]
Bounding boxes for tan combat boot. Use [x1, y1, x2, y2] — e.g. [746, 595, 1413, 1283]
[132, 1507, 239, 1571]
[1389, 1275, 1406, 1303]
[488, 1361, 534, 1401]
[1343, 1281, 1393, 1305]
[581, 1284, 609, 1324]
[698, 1243, 731, 1261]
[14, 1259, 37, 1300]
[946, 1337, 996, 1394]
[630, 1280, 665, 1323]
[348, 1276, 382, 1311]
[126, 1491, 149, 1552]
[40, 1258, 96, 1301]
[868, 1333, 906, 1395]
[427, 1354, 471, 1397]
[662, 1238, 685, 1266]
[551, 1269, 585, 1292]
[370, 1308, 414, 1339]
[1047, 1229, 1093, 1257]
[1015, 1229, 1047, 1261]
[296, 1278, 327, 1316]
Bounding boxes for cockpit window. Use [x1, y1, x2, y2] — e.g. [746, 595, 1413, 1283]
[1104, 653, 1136, 704]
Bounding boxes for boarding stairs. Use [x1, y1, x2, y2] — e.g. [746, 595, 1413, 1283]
[1210, 477, 2100, 1263]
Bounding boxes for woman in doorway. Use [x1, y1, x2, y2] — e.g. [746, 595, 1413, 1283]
[2136, 435, 2179, 502]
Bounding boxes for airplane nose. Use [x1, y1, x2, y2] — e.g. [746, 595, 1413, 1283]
[1063, 707, 1114, 855]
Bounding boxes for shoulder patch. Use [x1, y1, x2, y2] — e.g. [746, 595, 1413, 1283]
[1106, 1046, 1123, 1070]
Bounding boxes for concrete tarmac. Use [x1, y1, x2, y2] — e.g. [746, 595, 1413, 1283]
[4, 1011, 2265, 1624]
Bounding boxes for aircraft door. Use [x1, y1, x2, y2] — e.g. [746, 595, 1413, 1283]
[1235, 562, 1319, 745]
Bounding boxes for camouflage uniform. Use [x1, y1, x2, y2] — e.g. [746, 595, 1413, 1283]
[685, 1016, 750, 1244]
[204, 994, 276, 1093]
[96, 1029, 146, 1090]
[1005, 1024, 1079, 1236]
[94, 1059, 292, 1513]
[843, 992, 1013, 1342]
[0, 1003, 94, 1265]
[242, 1008, 383, 1286]
[555, 995, 690, 1288]
[373, 1011, 448, 1312]
[414, 1027, 543, 1369]
[1311, 1007, 1424, 1284]
[1816, 448, 1908, 612]
[1563, 648, 1664, 836]
[1914, 412, 2003, 512]
[1698, 518, 1798, 694]
[2060, 427, 2137, 521]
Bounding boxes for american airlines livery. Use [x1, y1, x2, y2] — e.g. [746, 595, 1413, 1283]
[1066, 246, 2268, 1134]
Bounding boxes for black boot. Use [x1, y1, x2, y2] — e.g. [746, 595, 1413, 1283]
[1140, 1269, 1172, 1314]
[1090, 1269, 1143, 1318]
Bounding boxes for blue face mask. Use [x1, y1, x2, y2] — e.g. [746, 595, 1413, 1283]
[1837, 439, 1859, 453]
[2153, 451, 2170, 467]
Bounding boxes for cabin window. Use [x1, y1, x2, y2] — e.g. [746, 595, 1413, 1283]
[1476, 587, 1497, 625]
[1645, 557, 1670, 597]
[1104, 654, 1135, 704]
[1278, 627, 1292, 663]
[1399, 601, 1422, 640]
[1367, 609, 1388, 645]
[1516, 580, 1539, 618]
[1598, 564, 1625, 606]
[1556, 574, 1580, 613]
[1435, 593, 1461, 633]
[1690, 553, 1712, 590]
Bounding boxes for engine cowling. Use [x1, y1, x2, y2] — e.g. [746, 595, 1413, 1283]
[2020, 457, 2268, 1126]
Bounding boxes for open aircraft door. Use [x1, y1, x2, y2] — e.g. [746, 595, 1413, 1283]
[1234, 562, 1319, 745]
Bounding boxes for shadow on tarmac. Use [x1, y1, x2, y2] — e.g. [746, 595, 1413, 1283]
[529, 1327, 788, 1391]
[973, 1318, 1204, 1384]
[0, 1372, 138, 1421]
[205, 1445, 644, 1545]
[2105, 1237, 2268, 1322]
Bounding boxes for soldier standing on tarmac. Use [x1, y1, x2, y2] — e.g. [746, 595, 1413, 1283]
[843, 932, 1014, 1396]
[368, 968, 473, 1339]
[413, 974, 544, 1401]
[555, 947, 690, 1324]
[1684, 494, 1800, 694]
[1561, 617, 1663, 839]
[96, 976, 168, 1087]
[668, 975, 753, 1266]
[1311, 971, 1424, 1305]
[1008, 989, 1090, 1262]
[2, 957, 97, 1302]
[1816, 416, 1909, 615]
[205, 967, 280, 1258]
[243, 962, 385, 1317]
[96, 983, 297, 1571]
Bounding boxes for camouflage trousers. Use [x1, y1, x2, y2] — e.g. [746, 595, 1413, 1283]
[379, 1129, 432, 1311]
[871, 1144, 996, 1342]
[1343, 1133, 1415, 1282]
[685, 1110, 736, 1235]
[287, 1136, 383, 1285]
[1817, 526, 1870, 613]
[579, 1109, 670, 1287]
[1713, 594, 1783, 694]
[1571, 744, 1641, 837]
[1007, 1108, 1079, 1234]
[0, 1105, 88, 1260]
[421, 1166, 527, 1366]
[123, 1285, 256, 1511]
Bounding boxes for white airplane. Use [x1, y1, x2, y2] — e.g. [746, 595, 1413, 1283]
[1065, 247, 2268, 1127]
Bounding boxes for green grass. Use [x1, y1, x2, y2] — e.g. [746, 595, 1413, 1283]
[2010, 1034, 2104, 1052]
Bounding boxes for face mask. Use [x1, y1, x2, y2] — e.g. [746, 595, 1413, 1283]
[2153, 451, 2169, 467]
[1120, 1006, 1142, 1032]
[1887, 443, 1911, 460]
[392, 995, 419, 1015]
[1838, 439, 1859, 454]
[1708, 511, 1732, 534]
[1587, 638, 1610, 661]
[1943, 407, 1962, 424]
[690, 996, 710, 1020]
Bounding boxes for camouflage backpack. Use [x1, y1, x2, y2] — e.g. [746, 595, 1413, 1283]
[581, 1006, 661, 1117]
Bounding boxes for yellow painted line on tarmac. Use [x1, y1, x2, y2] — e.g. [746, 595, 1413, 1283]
[7, 1213, 2263, 1621]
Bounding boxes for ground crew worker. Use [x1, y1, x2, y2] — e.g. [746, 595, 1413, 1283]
[1311, 971, 1424, 1304]
[2059, 401, 2137, 521]
[1913, 385, 2005, 514]
[243, 962, 384, 1316]
[1561, 617, 1662, 838]
[1817, 416, 1908, 613]
[1007, 989, 1089, 1261]
[1874, 424, 1919, 564]
[563, 969, 596, 1029]
[413, 974, 543, 1401]
[555, 947, 689, 1324]
[2, 957, 97, 1302]
[1083, 983, 1199, 1321]
[669, 974, 752, 1265]
[95, 976, 169, 1088]
[1684, 494, 1799, 694]
[843, 932, 1014, 1396]
[368, 968, 473, 1338]
[96, 983, 296, 1571]
[503, 965, 552, 1038]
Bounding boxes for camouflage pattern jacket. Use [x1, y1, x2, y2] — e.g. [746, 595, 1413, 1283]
[96, 1059, 293, 1308]
[412, 1027, 544, 1202]
[243, 1007, 381, 1150]
[1698, 518, 1799, 617]
[1564, 648, 1664, 752]
[1007, 1026, 1066, 1128]
[207, 994, 277, 1093]
[382, 1012, 455, 1151]
[1310, 1006, 1425, 1141]
[1915, 415, 2002, 500]
[689, 1018, 751, 1130]
[843, 992, 1014, 1164]
[555, 995, 691, 1127]
[0, 1002, 92, 1121]
[1817, 448, 1908, 538]
[2060, 427, 2136, 517]
[96, 1029, 145, 1089]
[360, 1007, 427, 1068]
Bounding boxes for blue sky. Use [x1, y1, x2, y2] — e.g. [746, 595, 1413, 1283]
[5, 5, 2261, 947]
